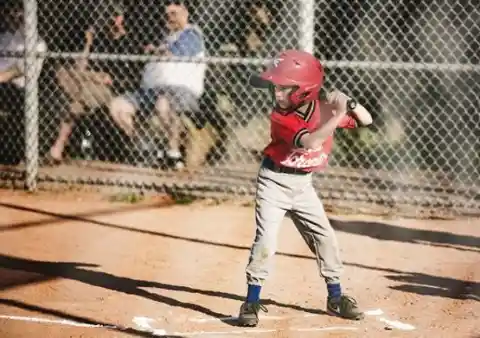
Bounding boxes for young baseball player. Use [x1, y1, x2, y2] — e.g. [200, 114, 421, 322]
[237, 49, 373, 327]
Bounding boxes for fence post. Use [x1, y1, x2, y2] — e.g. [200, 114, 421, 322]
[298, 0, 315, 53]
[23, 0, 39, 191]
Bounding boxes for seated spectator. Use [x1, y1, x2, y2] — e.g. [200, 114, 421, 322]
[109, 0, 206, 170]
[0, 2, 47, 109]
[49, 3, 137, 163]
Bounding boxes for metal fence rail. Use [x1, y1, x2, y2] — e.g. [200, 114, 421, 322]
[0, 0, 478, 217]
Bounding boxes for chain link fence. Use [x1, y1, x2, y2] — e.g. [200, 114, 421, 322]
[0, 0, 478, 217]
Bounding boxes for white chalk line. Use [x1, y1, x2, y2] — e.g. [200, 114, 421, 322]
[133, 316, 167, 335]
[170, 327, 359, 336]
[292, 326, 359, 332]
[170, 329, 277, 336]
[133, 316, 357, 336]
[187, 308, 415, 332]
[379, 318, 415, 331]
[188, 313, 317, 323]
[0, 314, 116, 329]
[188, 308, 383, 324]
[364, 308, 416, 331]
[0, 314, 360, 336]
[135, 308, 416, 335]
[0, 307, 416, 336]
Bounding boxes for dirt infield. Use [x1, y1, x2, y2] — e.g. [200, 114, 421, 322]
[0, 189, 478, 338]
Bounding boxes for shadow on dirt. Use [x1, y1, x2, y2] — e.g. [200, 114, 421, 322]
[329, 218, 480, 253]
[0, 297, 185, 337]
[0, 201, 316, 262]
[2, 202, 478, 254]
[346, 262, 479, 301]
[0, 201, 173, 232]
[0, 254, 326, 328]
[0, 203, 478, 304]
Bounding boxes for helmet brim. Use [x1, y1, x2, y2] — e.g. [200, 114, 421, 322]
[250, 70, 289, 89]
[249, 73, 271, 88]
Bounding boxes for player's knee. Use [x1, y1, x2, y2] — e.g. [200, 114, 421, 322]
[251, 241, 275, 262]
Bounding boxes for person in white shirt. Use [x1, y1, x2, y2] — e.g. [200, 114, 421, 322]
[0, 3, 47, 90]
[0, 2, 47, 164]
[109, 1, 206, 169]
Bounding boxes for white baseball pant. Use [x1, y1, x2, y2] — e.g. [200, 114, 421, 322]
[245, 163, 344, 285]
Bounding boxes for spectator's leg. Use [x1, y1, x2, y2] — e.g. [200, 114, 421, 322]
[51, 67, 113, 161]
[155, 87, 203, 169]
[49, 102, 83, 161]
[109, 96, 137, 137]
[155, 96, 183, 158]
[56, 66, 80, 98]
[154, 95, 186, 169]
[50, 66, 83, 162]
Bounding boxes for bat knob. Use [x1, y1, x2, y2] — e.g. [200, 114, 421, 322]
[346, 98, 357, 112]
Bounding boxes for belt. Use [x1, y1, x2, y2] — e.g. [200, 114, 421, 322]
[261, 157, 310, 175]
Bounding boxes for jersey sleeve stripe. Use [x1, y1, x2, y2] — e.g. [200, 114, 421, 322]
[293, 128, 309, 148]
[303, 100, 316, 122]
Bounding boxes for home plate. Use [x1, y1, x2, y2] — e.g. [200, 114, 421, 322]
[132, 317, 166, 336]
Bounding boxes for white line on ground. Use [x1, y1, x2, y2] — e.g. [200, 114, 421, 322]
[135, 316, 360, 336]
[364, 309, 384, 316]
[132, 316, 167, 335]
[291, 326, 359, 332]
[0, 314, 116, 329]
[379, 318, 416, 331]
[188, 309, 379, 323]
[361, 308, 415, 330]
[170, 329, 278, 336]
[188, 313, 313, 323]
[170, 326, 359, 336]
[0, 308, 417, 335]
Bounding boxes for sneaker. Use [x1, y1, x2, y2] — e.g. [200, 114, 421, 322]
[165, 149, 185, 170]
[237, 302, 268, 327]
[327, 295, 364, 320]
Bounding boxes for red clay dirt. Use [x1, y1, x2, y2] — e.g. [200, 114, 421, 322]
[0, 189, 478, 338]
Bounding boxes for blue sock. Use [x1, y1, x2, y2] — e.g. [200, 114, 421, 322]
[246, 284, 261, 303]
[327, 283, 342, 299]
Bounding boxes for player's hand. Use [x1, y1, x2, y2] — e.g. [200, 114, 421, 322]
[327, 90, 353, 115]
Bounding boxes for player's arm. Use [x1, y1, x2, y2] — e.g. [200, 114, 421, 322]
[299, 91, 355, 149]
[0, 64, 22, 83]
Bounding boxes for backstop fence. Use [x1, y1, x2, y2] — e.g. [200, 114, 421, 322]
[0, 0, 478, 217]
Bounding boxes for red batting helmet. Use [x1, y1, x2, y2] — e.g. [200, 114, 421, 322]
[249, 49, 324, 107]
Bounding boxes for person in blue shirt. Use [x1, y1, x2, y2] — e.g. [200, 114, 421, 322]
[109, 0, 206, 169]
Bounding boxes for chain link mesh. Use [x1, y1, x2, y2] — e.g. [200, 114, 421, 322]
[0, 0, 478, 216]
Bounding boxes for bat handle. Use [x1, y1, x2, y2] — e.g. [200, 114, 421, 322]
[346, 98, 357, 113]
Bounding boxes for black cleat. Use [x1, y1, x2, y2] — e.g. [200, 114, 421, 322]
[237, 302, 268, 327]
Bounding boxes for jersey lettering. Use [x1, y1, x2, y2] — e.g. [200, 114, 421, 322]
[280, 147, 329, 168]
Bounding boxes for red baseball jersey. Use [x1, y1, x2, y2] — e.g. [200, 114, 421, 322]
[263, 99, 357, 172]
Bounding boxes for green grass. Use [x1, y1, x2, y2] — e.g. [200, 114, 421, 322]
[109, 191, 145, 204]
